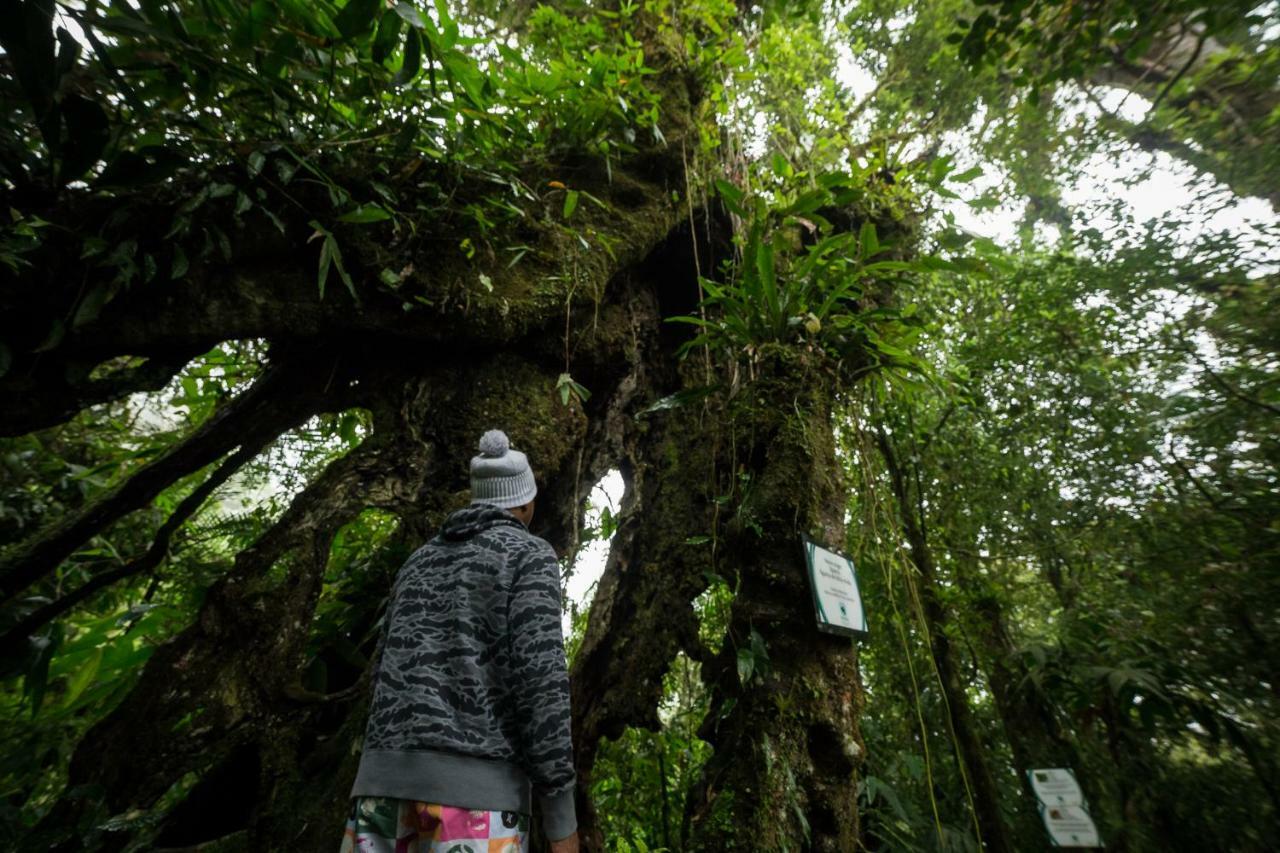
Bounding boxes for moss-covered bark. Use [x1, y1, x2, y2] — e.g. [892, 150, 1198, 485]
[675, 349, 865, 852]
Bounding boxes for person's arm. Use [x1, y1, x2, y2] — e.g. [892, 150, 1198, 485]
[508, 539, 578, 842]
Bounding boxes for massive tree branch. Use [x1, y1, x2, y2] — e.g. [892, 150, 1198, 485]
[0, 354, 352, 604]
[1088, 23, 1279, 209]
[0, 151, 687, 436]
[0, 346, 202, 437]
[0, 431, 274, 660]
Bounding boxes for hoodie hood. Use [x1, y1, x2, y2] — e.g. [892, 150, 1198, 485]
[440, 503, 525, 541]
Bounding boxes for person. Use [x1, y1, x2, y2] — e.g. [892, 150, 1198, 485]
[341, 429, 579, 853]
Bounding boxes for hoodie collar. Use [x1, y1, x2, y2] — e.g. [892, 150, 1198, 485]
[440, 503, 524, 541]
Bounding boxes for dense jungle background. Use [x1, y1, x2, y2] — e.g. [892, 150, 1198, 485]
[1, 0, 1277, 850]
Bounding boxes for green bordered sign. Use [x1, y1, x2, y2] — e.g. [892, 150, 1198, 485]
[802, 536, 867, 639]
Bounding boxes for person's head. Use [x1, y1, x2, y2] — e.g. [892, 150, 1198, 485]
[469, 429, 537, 526]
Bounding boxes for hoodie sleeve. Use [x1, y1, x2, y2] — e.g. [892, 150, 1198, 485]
[508, 537, 577, 840]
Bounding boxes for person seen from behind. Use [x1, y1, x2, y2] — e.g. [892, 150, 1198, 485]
[340, 429, 579, 853]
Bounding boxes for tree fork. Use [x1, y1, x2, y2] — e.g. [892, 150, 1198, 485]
[569, 376, 722, 850]
[49, 346, 613, 847]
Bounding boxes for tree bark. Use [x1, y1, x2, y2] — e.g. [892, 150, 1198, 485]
[964, 577, 1097, 840]
[683, 350, 866, 852]
[3, 7, 883, 850]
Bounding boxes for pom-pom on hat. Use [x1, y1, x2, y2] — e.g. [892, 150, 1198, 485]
[470, 429, 537, 509]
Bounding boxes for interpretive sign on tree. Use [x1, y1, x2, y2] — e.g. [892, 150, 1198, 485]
[802, 537, 867, 638]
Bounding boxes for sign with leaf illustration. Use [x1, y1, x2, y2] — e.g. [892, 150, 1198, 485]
[802, 537, 867, 638]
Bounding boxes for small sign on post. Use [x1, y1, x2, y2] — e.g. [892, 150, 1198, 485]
[1028, 768, 1102, 848]
[801, 536, 867, 638]
[1029, 767, 1084, 807]
[1039, 804, 1103, 848]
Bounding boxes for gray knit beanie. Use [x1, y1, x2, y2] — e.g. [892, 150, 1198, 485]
[469, 429, 537, 509]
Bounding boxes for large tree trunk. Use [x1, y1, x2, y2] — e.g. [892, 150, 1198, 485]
[567, 242, 871, 848]
[677, 350, 866, 852]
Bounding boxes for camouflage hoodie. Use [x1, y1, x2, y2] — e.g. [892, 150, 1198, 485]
[351, 504, 576, 839]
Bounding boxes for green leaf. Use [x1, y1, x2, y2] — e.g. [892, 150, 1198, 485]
[337, 412, 362, 446]
[563, 189, 579, 219]
[337, 204, 393, 224]
[168, 245, 189, 281]
[247, 150, 266, 178]
[394, 2, 426, 28]
[442, 52, 486, 107]
[72, 283, 113, 329]
[556, 372, 590, 406]
[64, 647, 104, 708]
[736, 647, 755, 684]
[24, 626, 63, 717]
[859, 221, 880, 258]
[862, 260, 914, 274]
[334, 0, 381, 40]
[638, 385, 719, 415]
[754, 235, 779, 331]
[372, 10, 403, 63]
[784, 188, 831, 217]
[33, 318, 65, 353]
[714, 179, 746, 216]
[395, 29, 423, 86]
[310, 220, 332, 299]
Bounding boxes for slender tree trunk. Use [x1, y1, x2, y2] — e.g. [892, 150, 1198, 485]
[1090, 23, 1280, 209]
[964, 579, 1101, 842]
[876, 431, 1016, 853]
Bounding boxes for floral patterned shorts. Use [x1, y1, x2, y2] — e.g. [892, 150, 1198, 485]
[340, 796, 529, 853]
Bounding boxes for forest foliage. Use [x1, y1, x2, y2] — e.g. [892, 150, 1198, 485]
[1, 0, 1277, 851]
